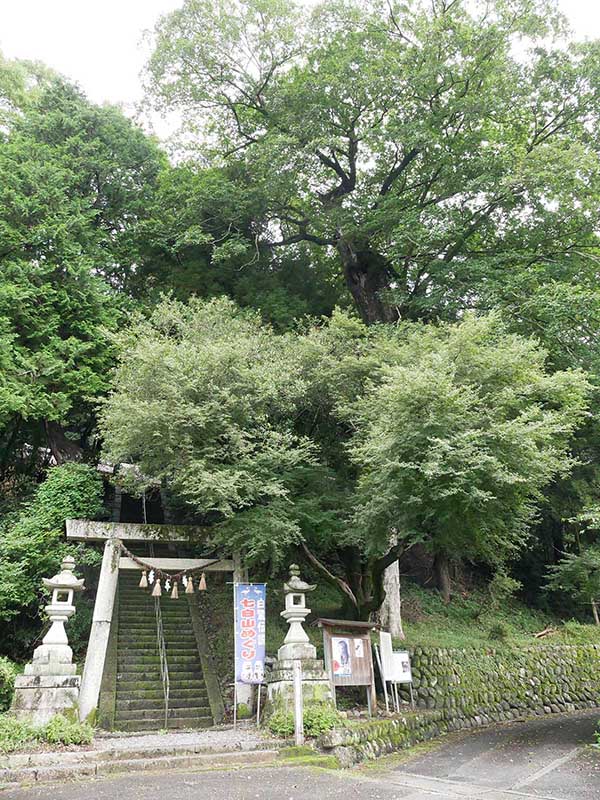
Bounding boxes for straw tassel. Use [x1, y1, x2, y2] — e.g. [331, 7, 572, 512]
[185, 575, 194, 594]
[151, 578, 162, 597]
[198, 572, 207, 591]
[171, 581, 179, 600]
[139, 570, 148, 589]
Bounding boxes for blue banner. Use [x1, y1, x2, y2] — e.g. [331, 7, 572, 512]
[234, 583, 266, 684]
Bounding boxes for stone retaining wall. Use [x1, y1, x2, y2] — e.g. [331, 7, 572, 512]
[402, 644, 600, 718]
[320, 644, 600, 765]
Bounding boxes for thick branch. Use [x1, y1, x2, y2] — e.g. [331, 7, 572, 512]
[301, 541, 359, 609]
[379, 147, 421, 197]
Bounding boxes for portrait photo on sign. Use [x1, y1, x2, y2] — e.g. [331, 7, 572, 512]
[332, 636, 352, 677]
[354, 638, 364, 658]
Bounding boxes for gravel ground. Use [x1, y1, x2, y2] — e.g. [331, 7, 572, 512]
[93, 722, 273, 752]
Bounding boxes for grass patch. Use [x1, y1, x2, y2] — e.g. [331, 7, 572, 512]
[397, 580, 600, 650]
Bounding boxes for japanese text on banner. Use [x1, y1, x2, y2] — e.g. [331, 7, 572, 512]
[234, 583, 266, 684]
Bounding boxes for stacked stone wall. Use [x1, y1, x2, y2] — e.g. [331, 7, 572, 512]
[320, 644, 600, 765]
[404, 644, 600, 719]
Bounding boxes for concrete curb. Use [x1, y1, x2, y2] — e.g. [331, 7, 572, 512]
[0, 745, 282, 789]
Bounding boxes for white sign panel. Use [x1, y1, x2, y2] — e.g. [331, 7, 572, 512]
[391, 650, 412, 684]
[379, 631, 412, 683]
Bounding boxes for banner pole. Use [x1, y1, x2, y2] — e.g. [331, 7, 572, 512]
[233, 683, 237, 730]
[233, 581, 237, 729]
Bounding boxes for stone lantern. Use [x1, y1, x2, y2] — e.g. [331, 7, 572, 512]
[278, 564, 317, 661]
[12, 556, 85, 725]
[267, 564, 332, 709]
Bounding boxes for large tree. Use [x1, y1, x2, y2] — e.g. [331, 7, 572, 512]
[146, 0, 600, 325]
[0, 63, 164, 469]
[100, 299, 589, 614]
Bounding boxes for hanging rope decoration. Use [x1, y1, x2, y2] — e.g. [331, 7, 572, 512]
[116, 540, 219, 599]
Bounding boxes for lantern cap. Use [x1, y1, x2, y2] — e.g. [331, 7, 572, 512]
[283, 563, 316, 594]
[42, 556, 85, 592]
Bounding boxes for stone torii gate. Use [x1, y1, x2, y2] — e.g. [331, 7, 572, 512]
[66, 519, 249, 723]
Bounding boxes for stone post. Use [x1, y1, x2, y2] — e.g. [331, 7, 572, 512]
[79, 538, 119, 722]
[11, 556, 84, 726]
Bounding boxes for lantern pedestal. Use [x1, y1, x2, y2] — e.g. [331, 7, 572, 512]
[11, 557, 84, 726]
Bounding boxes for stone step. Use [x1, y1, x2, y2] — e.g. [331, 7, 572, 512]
[118, 655, 200, 666]
[117, 679, 207, 691]
[119, 609, 193, 617]
[116, 696, 208, 711]
[118, 632, 196, 640]
[113, 717, 213, 732]
[115, 706, 211, 722]
[116, 687, 210, 701]
[117, 664, 203, 676]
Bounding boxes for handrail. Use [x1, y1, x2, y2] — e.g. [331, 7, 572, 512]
[154, 595, 170, 728]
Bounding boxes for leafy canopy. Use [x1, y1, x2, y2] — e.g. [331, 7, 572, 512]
[100, 299, 589, 612]
[146, 0, 600, 324]
[347, 314, 591, 564]
[0, 62, 165, 466]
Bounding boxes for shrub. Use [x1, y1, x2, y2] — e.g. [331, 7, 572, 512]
[0, 657, 19, 711]
[268, 704, 340, 738]
[0, 713, 94, 753]
[43, 714, 94, 746]
[488, 622, 510, 642]
[302, 704, 340, 737]
[267, 709, 294, 738]
[0, 715, 38, 753]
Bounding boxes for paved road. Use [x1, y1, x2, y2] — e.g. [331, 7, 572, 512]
[3, 710, 600, 799]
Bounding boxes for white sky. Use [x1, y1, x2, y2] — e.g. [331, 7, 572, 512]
[0, 0, 598, 129]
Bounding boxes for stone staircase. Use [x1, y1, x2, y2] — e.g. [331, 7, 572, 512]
[114, 573, 213, 732]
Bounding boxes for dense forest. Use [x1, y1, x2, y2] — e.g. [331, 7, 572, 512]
[2, 0, 600, 659]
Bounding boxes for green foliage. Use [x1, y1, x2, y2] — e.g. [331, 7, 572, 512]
[561, 620, 595, 645]
[398, 579, 600, 649]
[545, 547, 600, 612]
[236, 703, 252, 720]
[487, 572, 522, 611]
[488, 623, 510, 642]
[147, 0, 600, 330]
[0, 658, 19, 712]
[42, 714, 93, 746]
[268, 705, 339, 738]
[101, 300, 589, 614]
[0, 464, 104, 657]
[136, 164, 345, 327]
[349, 314, 590, 568]
[0, 63, 164, 468]
[267, 710, 294, 738]
[101, 296, 314, 565]
[0, 715, 38, 754]
[0, 714, 93, 753]
[302, 704, 341, 736]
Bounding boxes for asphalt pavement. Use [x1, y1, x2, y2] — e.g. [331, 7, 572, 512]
[3, 709, 599, 799]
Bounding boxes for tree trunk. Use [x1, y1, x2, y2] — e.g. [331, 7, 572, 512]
[337, 239, 397, 324]
[379, 557, 405, 639]
[43, 420, 83, 464]
[433, 552, 451, 604]
[592, 598, 600, 626]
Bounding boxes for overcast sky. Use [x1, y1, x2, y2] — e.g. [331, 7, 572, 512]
[0, 0, 598, 124]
